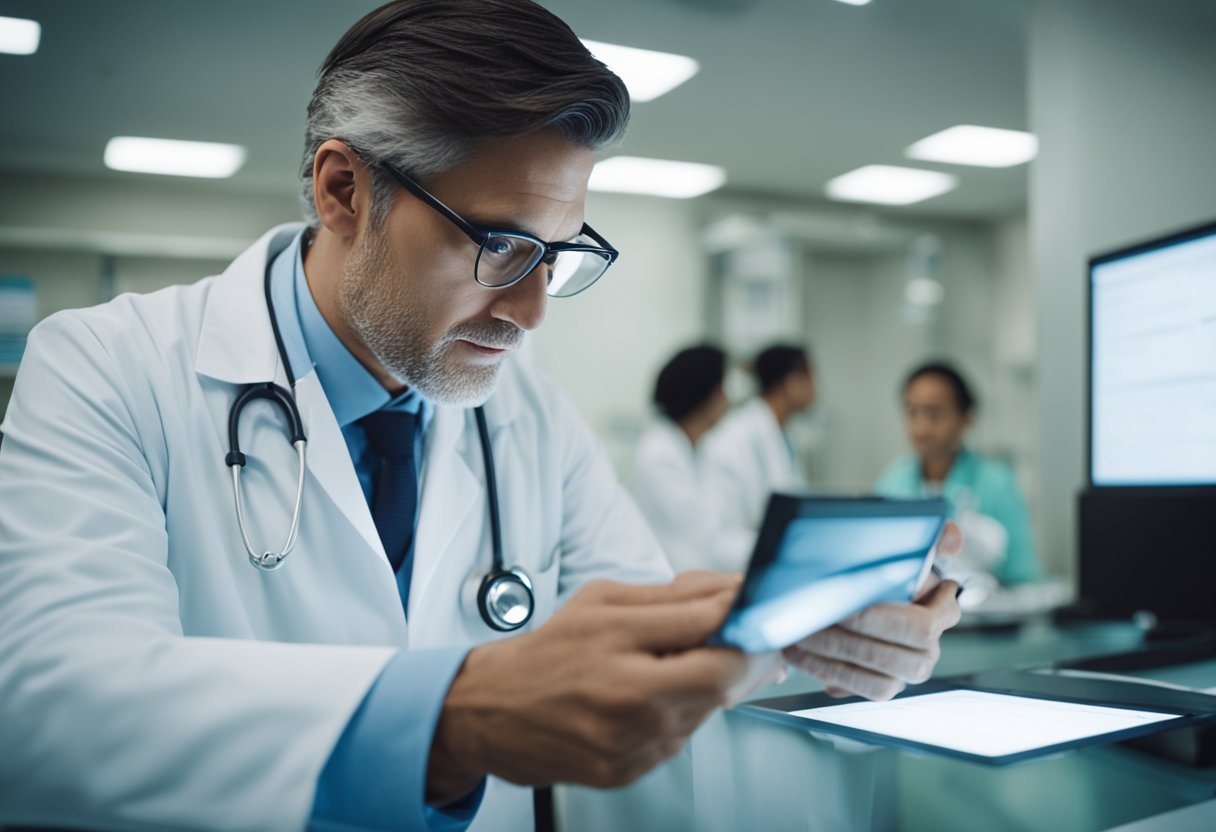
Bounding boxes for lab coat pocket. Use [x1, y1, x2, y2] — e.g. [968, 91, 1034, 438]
[525, 544, 562, 627]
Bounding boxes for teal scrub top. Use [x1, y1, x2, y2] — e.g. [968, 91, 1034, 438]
[874, 448, 1041, 585]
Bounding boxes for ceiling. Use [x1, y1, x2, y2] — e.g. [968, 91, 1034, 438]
[0, 0, 1029, 220]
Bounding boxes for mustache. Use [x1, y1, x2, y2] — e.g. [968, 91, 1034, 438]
[444, 320, 524, 350]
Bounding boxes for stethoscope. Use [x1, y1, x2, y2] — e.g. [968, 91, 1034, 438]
[223, 251, 535, 632]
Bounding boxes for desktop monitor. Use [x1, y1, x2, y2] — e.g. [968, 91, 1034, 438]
[1089, 220, 1216, 488]
[1080, 219, 1216, 627]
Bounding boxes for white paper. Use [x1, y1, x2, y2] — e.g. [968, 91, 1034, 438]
[790, 689, 1179, 757]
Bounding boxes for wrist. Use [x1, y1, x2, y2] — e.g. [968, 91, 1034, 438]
[426, 646, 490, 805]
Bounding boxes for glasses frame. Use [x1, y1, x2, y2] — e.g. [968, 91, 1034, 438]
[377, 161, 620, 297]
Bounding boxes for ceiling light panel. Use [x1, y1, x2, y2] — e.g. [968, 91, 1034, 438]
[590, 156, 726, 199]
[905, 125, 1039, 168]
[825, 165, 957, 206]
[580, 39, 699, 103]
[104, 137, 247, 179]
[0, 15, 41, 55]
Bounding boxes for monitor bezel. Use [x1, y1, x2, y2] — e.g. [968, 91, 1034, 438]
[1086, 217, 1216, 493]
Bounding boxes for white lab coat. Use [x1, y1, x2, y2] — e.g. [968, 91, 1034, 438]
[0, 224, 671, 832]
[700, 399, 804, 569]
[631, 420, 753, 574]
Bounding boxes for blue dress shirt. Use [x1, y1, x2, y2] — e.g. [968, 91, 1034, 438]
[266, 232, 484, 830]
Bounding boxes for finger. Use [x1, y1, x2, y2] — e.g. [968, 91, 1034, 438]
[918, 580, 963, 629]
[607, 592, 738, 653]
[794, 626, 937, 684]
[935, 521, 963, 560]
[782, 648, 906, 701]
[835, 591, 957, 650]
[583, 573, 741, 608]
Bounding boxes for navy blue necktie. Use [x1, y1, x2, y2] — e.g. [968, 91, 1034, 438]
[360, 410, 419, 575]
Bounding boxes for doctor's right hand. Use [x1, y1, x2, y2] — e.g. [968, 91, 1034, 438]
[426, 571, 748, 803]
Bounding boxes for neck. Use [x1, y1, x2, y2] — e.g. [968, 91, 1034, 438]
[921, 450, 959, 483]
[677, 411, 714, 448]
[763, 391, 790, 428]
[302, 228, 407, 396]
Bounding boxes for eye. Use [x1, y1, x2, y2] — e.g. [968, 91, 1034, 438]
[485, 237, 516, 257]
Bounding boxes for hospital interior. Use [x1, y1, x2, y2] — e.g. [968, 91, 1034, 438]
[0, 1, 1214, 830]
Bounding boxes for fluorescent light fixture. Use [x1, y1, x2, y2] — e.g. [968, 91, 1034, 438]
[104, 137, 247, 178]
[905, 124, 1039, 168]
[0, 16, 41, 55]
[825, 165, 957, 206]
[580, 39, 698, 103]
[834, 0, 873, 5]
[590, 156, 725, 199]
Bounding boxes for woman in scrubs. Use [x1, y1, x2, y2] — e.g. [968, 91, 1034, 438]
[875, 362, 1040, 586]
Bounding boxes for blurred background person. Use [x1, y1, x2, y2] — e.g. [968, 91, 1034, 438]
[701, 343, 816, 569]
[632, 345, 747, 573]
[875, 361, 1040, 587]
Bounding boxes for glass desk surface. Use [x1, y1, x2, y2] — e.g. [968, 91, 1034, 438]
[556, 621, 1216, 832]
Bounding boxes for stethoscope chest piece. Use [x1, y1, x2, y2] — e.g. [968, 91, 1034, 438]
[478, 567, 535, 631]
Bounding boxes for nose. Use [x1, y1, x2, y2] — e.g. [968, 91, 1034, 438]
[489, 261, 549, 332]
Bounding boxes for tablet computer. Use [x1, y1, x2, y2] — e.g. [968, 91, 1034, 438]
[711, 494, 948, 653]
[740, 670, 1216, 766]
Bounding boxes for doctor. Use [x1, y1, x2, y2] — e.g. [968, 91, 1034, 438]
[0, 2, 962, 831]
[701, 344, 817, 569]
[633, 345, 753, 573]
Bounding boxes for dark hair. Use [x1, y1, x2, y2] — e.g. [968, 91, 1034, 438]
[904, 361, 977, 413]
[754, 344, 810, 394]
[300, 0, 630, 225]
[653, 346, 728, 423]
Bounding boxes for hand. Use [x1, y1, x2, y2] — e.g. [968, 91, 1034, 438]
[782, 521, 964, 701]
[426, 571, 747, 802]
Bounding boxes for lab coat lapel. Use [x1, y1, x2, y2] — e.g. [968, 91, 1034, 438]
[294, 372, 386, 563]
[411, 369, 523, 613]
[192, 222, 388, 569]
[410, 406, 480, 611]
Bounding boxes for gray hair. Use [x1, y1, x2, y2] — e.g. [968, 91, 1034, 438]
[300, 0, 631, 227]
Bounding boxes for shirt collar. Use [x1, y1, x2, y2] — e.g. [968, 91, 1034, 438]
[269, 230, 430, 428]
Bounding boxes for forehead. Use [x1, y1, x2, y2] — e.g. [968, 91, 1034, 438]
[905, 375, 956, 404]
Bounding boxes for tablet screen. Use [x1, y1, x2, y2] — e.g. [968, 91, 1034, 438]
[717, 496, 946, 653]
[790, 690, 1180, 758]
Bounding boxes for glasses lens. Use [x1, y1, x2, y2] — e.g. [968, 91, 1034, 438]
[546, 248, 612, 298]
[476, 233, 545, 288]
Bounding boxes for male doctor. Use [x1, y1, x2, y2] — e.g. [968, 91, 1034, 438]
[0, 2, 961, 831]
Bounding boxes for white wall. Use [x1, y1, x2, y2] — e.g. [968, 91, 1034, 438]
[527, 191, 709, 478]
[1029, 0, 1216, 577]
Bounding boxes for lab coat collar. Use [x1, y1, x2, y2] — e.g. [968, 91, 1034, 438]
[195, 223, 304, 386]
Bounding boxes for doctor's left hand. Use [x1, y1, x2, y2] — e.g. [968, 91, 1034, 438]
[426, 571, 748, 803]
[782, 520, 964, 701]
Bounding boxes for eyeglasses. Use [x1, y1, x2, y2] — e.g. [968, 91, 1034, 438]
[378, 162, 619, 298]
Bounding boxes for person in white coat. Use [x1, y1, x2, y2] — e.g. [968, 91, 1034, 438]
[632, 346, 752, 573]
[0, 3, 962, 831]
[702, 344, 817, 569]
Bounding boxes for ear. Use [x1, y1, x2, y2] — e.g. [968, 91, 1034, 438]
[312, 139, 373, 239]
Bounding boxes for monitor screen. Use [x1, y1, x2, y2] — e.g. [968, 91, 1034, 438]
[1090, 222, 1216, 486]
